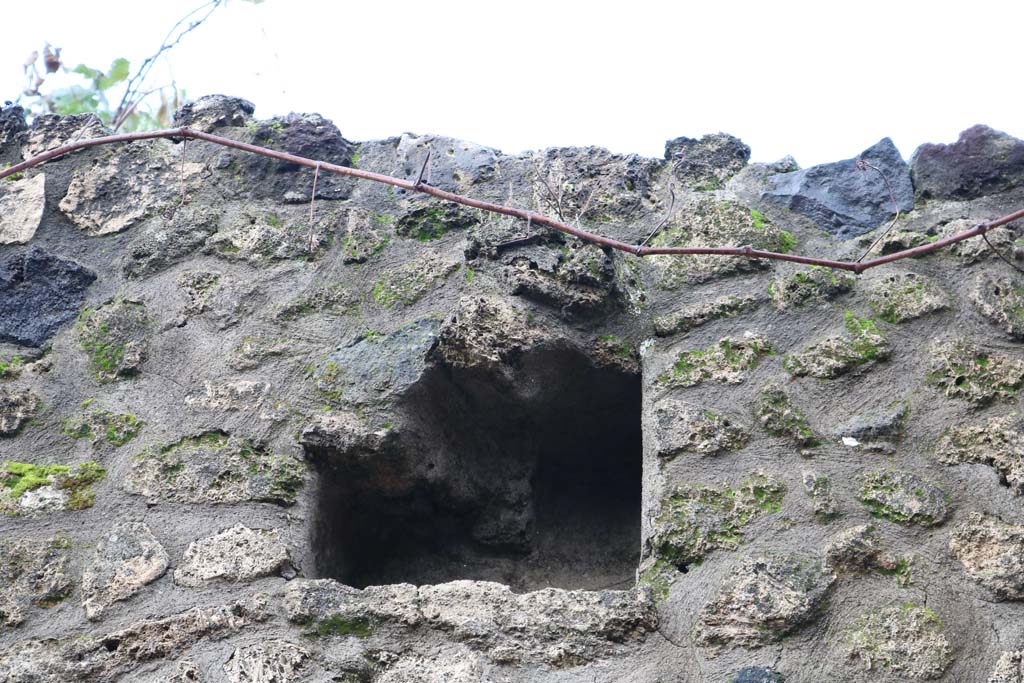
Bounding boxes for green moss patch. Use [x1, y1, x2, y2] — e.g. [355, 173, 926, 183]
[62, 411, 143, 447]
[929, 338, 1024, 404]
[754, 385, 818, 446]
[658, 335, 771, 387]
[396, 203, 478, 242]
[304, 614, 373, 638]
[857, 469, 948, 527]
[768, 266, 856, 310]
[0, 460, 106, 511]
[784, 312, 889, 379]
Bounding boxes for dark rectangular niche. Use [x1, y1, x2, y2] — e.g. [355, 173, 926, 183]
[310, 345, 642, 592]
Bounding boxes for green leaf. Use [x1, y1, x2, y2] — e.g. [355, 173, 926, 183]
[72, 64, 103, 81]
[97, 58, 130, 90]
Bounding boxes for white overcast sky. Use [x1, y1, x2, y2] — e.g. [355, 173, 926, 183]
[2, 0, 1021, 167]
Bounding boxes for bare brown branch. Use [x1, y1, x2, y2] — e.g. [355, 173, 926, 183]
[2, 125, 1022, 275]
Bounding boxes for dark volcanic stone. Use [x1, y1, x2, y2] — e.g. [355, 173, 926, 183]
[0, 104, 27, 148]
[911, 124, 1024, 200]
[174, 94, 255, 132]
[762, 138, 913, 239]
[0, 248, 96, 347]
[732, 667, 785, 683]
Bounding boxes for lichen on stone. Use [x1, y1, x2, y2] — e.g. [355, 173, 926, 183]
[867, 272, 947, 323]
[784, 311, 889, 378]
[123, 431, 305, 506]
[971, 272, 1024, 339]
[173, 524, 291, 587]
[396, 201, 479, 242]
[936, 414, 1024, 494]
[768, 266, 856, 310]
[857, 469, 948, 527]
[62, 410, 143, 447]
[653, 294, 759, 337]
[77, 300, 151, 382]
[0, 388, 37, 436]
[658, 334, 771, 387]
[0, 460, 105, 514]
[275, 282, 358, 321]
[754, 385, 818, 446]
[648, 473, 784, 569]
[371, 252, 459, 309]
[802, 470, 838, 519]
[650, 400, 749, 459]
[847, 604, 952, 679]
[929, 338, 1024, 404]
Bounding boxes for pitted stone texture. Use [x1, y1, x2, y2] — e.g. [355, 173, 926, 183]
[0, 104, 27, 150]
[0, 247, 96, 347]
[784, 314, 888, 379]
[847, 605, 952, 680]
[990, 651, 1024, 683]
[0, 174, 45, 244]
[653, 294, 758, 337]
[122, 204, 221, 278]
[857, 469, 948, 527]
[174, 94, 255, 132]
[340, 206, 390, 263]
[937, 414, 1024, 495]
[650, 399, 749, 459]
[664, 132, 751, 189]
[731, 667, 785, 683]
[21, 113, 108, 157]
[124, 432, 305, 506]
[867, 272, 947, 323]
[824, 525, 883, 572]
[0, 537, 72, 627]
[223, 640, 310, 683]
[972, 272, 1024, 339]
[930, 338, 1024, 404]
[763, 137, 913, 239]
[911, 125, 1024, 200]
[694, 554, 834, 648]
[77, 300, 151, 381]
[174, 524, 291, 587]
[950, 513, 1024, 600]
[754, 385, 818, 447]
[435, 296, 546, 370]
[802, 471, 839, 519]
[395, 132, 500, 193]
[658, 334, 772, 387]
[768, 267, 856, 310]
[59, 145, 174, 235]
[0, 388, 37, 435]
[283, 579, 655, 667]
[81, 522, 169, 621]
[0, 595, 268, 682]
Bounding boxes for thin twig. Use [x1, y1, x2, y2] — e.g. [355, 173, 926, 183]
[640, 181, 676, 249]
[855, 158, 901, 262]
[413, 150, 431, 188]
[308, 162, 321, 252]
[179, 138, 187, 205]
[2, 126, 1022, 275]
[982, 231, 1024, 274]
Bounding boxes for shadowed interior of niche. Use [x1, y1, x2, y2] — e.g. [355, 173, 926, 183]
[309, 344, 642, 592]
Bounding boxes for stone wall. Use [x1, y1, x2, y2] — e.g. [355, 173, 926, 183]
[2, 96, 1024, 682]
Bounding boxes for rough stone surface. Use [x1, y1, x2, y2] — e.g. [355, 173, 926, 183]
[971, 272, 1024, 339]
[0, 537, 72, 627]
[857, 469, 948, 527]
[753, 385, 818, 446]
[768, 266, 856, 310]
[658, 334, 771, 387]
[911, 125, 1024, 200]
[0, 388, 36, 435]
[763, 138, 914, 239]
[0, 247, 96, 347]
[81, 522, 168, 620]
[950, 514, 1024, 600]
[0, 174, 45, 245]
[174, 94, 255, 132]
[731, 667, 785, 683]
[653, 294, 758, 337]
[936, 414, 1024, 494]
[802, 470, 839, 519]
[784, 313, 889, 378]
[867, 272, 947, 323]
[929, 338, 1024, 404]
[989, 651, 1024, 683]
[664, 132, 751, 189]
[223, 639, 310, 683]
[174, 524, 291, 587]
[694, 554, 834, 648]
[650, 399, 748, 458]
[847, 605, 952, 679]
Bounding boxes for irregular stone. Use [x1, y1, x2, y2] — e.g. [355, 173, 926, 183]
[989, 651, 1024, 683]
[340, 207, 390, 263]
[0, 174, 45, 244]
[824, 525, 881, 572]
[0, 388, 37, 435]
[591, 334, 640, 373]
[763, 138, 913, 239]
[123, 431, 305, 506]
[81, 522, 169, 621]
[283, 578, 655, 666]
[274, 282, 358, 321]
[205, 207, 335, 262]
[177, 270, 221, 315]
[950, 513, 1024, 600]
[298, 411, 390, 457]
[504, 240, 617, 316]
[940, 219, 1018, 264]
[371, 252, 459, 309]
[911, 124, 1024, 200]
[227, 335, 290, 371]
[972, 272, 1024, 339]
[0, 536, 72, 627]
[21, 113, 108, 157]
[754, 385, 818, 447]
[730, 667, 785, 683]
[77, 300, 151, 382]
[168, 660, 204, 683]
[223, 640, 309, 683]
[435, 296, 545, 370]
[768, 266, 856, 310]
[314, 319, 439, 405]
[650, 197, 796, 287]
[857, 469, 948, 527]
[867, 272, 947, 323]
[936, 414, 1024, 494]
[653, 294, 758, 337]
[174, 524, 290, 587]
[835, 401, 909, 446]
[847, 605, 952, 679]
[0, 461, 105, 515]
[648, 474, 783, 568]
[0, 104, 27, 149]
[694, 554, 834, 648]
[657, 334, 771, 387]
[395, 132, 500, 193]
[173, 94, 255, 132]
[0, 247, 96, 347]
[122, 205, 221, 278]
[649, 400, 749, 459]
[62, 410, 143, 448]
[396, 200, 479, 242]
[59, 145, 173, 235]
[802, 470, 839, 519]
[784, 313, 889, 379]
[929, 338, 1024, 404]
[664, 132, 750, 189]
